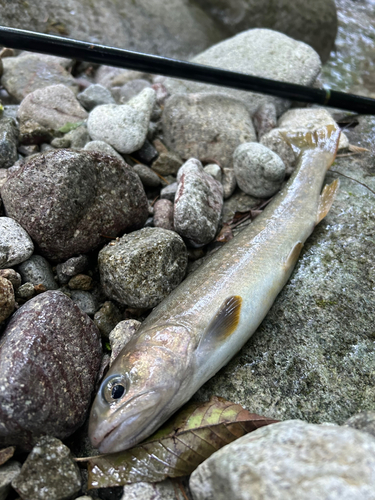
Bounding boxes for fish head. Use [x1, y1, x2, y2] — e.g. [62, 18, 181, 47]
[88, 323, 193, 453]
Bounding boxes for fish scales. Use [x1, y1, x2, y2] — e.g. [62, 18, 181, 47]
[89, 125, 341, 453]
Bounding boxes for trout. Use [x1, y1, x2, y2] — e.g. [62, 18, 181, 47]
[89, 125, 340, 453]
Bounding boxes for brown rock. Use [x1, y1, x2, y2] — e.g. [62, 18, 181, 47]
[0, 276, 15, 323]
[68, 274, 93, 291]
[153, 199, 174, 231]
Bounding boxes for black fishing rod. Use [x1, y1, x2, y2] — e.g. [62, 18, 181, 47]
[0, 25, 374, 115]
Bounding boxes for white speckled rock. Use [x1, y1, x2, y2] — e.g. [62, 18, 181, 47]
[233, 142, 286, 198]
[204, 163, 222, 182]
[83, 140, 126, 164]
[0, 217, 34, 268]
[121, 479, 186, 500]
[87, 87, 156, 154]
[18, 255, 58, 290]
[0, 276, 15, 323]
[0, 460, 21, 500]
[161, 29, 321, 116]
[190, 420, 375, 500]
[174, 159, 223, 246]
[109, 319, 141, 366]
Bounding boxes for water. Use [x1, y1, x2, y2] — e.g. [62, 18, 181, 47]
[322, 0, 375, 96]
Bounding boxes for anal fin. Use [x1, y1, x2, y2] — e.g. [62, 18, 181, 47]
[316, 178, 340, 225]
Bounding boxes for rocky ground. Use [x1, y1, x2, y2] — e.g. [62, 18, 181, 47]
[0, 1, 375, 500]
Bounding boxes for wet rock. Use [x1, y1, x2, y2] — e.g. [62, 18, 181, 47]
[132, 139, 158, 164]
[345, 411, 375, 438]
[204, 163, 222, 182]
[160, 182, 178, 202]
[133, 164, 161, 188]
[99, 227, 188, 308]
[12, 436, 81, 500]
[109, 319, 141, 365]
[56, 255, 89, 285]
[15, 282, 35, 301]
[221, 168, 237, 199]
[152, 151, 183, 176]
[174, 159, 223, 246]
[0, 460, 21, 500]
[163, 93, 256, 169]
[17, 84, 88, 133]
[83, 140, 126, 165]
[162, 29, 321, 116]
[18, 255, 58, 290]
[260, 128, 297, 176]
[1, 53, 78, 102]
[68, 274, 93, 291]
[0, 269, 21, 291]
[0, 217, 34, 268]
[119, 79, 151, 103]
[0, 276, 15, 323]
[87, 88, 156, 154]
[0, 291, 101, 450]
[121, 479, 186, 500]
[94, 301, 123, 338]
[77, 84, 115, 111]
[0, 117, 18, 168]
[233, 142, 286, 198]
[195, 116, 375, 426]
[69, 290, 98, 317]
[1, 149, 148, 261]
[153, 199, 174, 231]
[253, 102, 277, 139]
[190, 421, 375, 500]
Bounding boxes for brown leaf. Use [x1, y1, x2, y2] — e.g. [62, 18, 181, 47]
[0, 446, 15, 466]
[216, 224, 233, 243]
[86, 396, 277, 488]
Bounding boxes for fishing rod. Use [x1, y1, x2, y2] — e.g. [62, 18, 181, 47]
[0, 25, 374, 115]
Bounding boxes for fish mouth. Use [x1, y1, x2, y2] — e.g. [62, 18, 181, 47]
[90, 390, 164, 454]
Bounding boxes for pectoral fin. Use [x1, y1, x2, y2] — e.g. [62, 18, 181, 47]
[283, 242, 304, 270]
[197, 296, 242, 354]
[316, 178, 340, 225]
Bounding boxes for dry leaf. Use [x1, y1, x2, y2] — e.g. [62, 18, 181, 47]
[348, 144, 370, 153]
[86, 396, 277, 488]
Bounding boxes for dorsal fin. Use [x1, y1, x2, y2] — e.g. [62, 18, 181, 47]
[197, 296, 242, 355]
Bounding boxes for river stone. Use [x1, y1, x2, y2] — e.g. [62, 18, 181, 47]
[221, 168, 237, 199]
[195, 0, 337, 63]
[119, 79, 152, 103]
[18, 255, 58, 290]
[133, 163, 161, 188]
[68, 274, 93, 291]
[0, 269, 21, 291]
[0, 276, 15, 323]
[0, 291, 101, 450]
[77, 84, 115, 111]
[189, 420, 375, 500]
[160, 182, 178, 202]
[153, 199, 174, 231]
[152, 151, 183, 176]
[56, 255, 89, 285]
[161, 29, 321, 116]
[16, 282, 35, 301]
[194, 115, 375, 426]
[0, 117, 18, 168]
[0, 217, 34, 268]
[83, 140, 126, 165]
[163, 93, 256, 169]
[260, 128, 297, 176]
[94, 301, 123, 338]
[204, 163, 222, 182]
[99, 227, 188, 308]
[1, 53, 78, 102]
[174, 159, 223, 246]
[1, 149, 149, 261]
[69, 290, 98, 317]
[121, 479, 187, 500]
[12, 436, 81, 500]
[345, 411, 375, 438]
[17, 84, 88, 133]
[233, 142, 286, 198]
[95, 67, 151, 89]
[109, 319, 141, 365]
[87, 88, 156, 154]
[0, 461, 21, 500]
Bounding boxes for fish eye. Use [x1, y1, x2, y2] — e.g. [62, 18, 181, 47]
[101, 374, 128, 404]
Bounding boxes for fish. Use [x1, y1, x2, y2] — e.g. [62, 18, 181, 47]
[89, 125, 341, 453]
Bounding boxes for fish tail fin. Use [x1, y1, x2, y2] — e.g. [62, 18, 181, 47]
[281, 124, 341, 169]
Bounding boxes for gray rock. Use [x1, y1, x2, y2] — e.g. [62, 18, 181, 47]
[0, 461, 21, 500]
[0, 170, 8, 190]
[152, 151, 183, 176]
[0, 217, 34, 268]
[153, 199, 174, 231]
[119, 79, 152, 103]
[69, 290, 98, 317]
[253, 102, 277, 140]
[260, 128, 297, 175]
[189, 420, 375, 500]
[160, 182, 178, 202]
[0, 276, 15, 323]
[87, 88, 156, 154]
[0, 117, 18, 168]
[174, 159, 223, 246]
[18, 255, 58, 290]
[83, 140, 126, 164]
[77, 84, 116, 111]
[233, 142, 286, 198]
[345, 411, 375, 438]
[132, 139, 158, 164]
[1, 53, 78, 102]
[221, 168, 237, 199]
[64, 125, 90, 149]
[204, 163, 222, 182]
[1, 150, 148, 261]
[121, 479, 186, 500]
[162, 29, 321, 116]
[0, 269, 21, 291]
[56, 255, 89, 285]
[17, 84, 88, 133]
[99, 227, 188, 308]
[18, 144, 39, 157]
[95, 67, 150, 89]
[163, 92, 256, 169]
[16, 282, 35, 300]
[195, 116, 375, 426]
[2, 105, 19, 121]
[109, 319, 141, 365]
[195, 0, 337, 63]
[133, 163, 161, 188]
[12, 436, 81, 500]
[0, 291, 101, 450]
[94, 301, 123, 338]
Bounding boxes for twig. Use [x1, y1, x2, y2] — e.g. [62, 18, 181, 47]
[330, 169, 375, 196]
